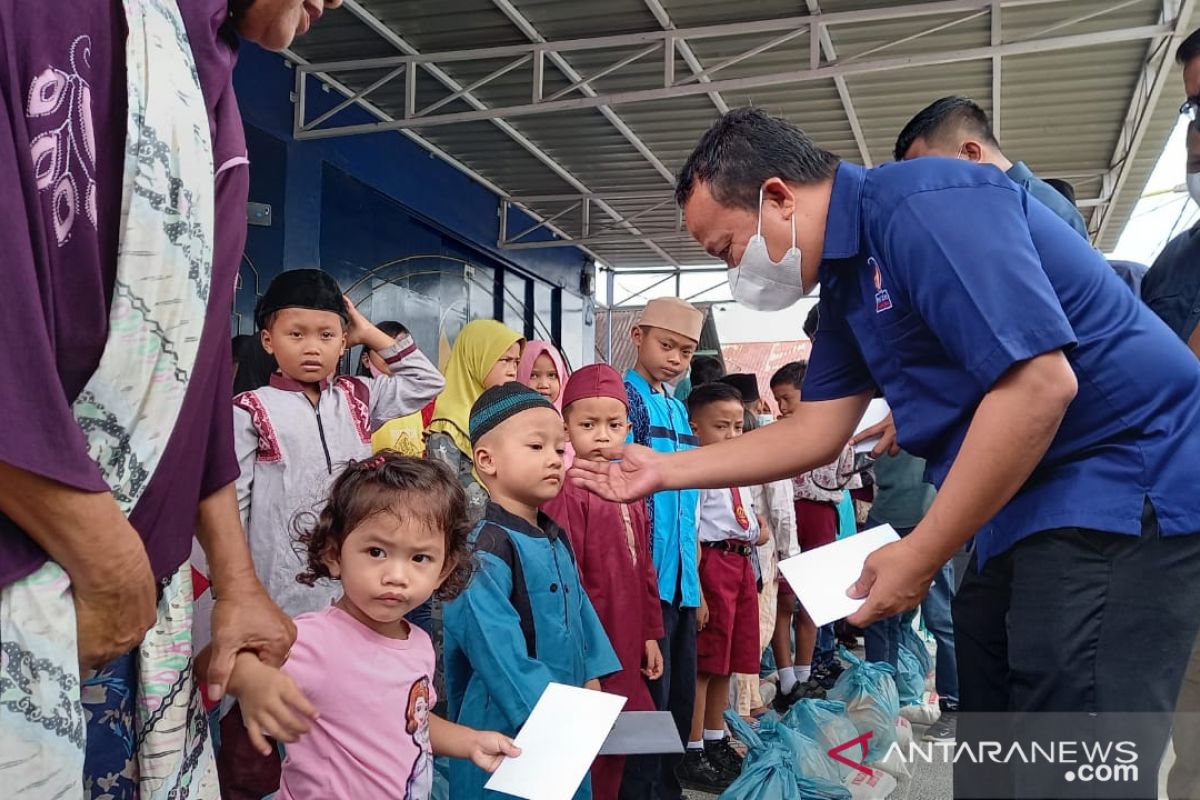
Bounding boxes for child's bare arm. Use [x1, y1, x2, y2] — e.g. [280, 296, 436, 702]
[429, 714, 521, 773]
[225, 651, 318, 756]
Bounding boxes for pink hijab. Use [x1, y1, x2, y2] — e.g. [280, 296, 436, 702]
[516, 340, 570, 412]
[516, 340, 573, 466]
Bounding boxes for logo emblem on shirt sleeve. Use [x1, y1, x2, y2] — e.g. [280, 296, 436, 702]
[870, 257, 893, 313]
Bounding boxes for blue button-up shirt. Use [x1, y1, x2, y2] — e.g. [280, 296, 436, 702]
[804, 159, 1200, 565]
[1005, 160, 1089, 240]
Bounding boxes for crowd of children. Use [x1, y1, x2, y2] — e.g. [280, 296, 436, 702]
[206, 267, 893, 799]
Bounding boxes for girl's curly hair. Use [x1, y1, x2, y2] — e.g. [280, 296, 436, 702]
[294, 452, 476, 601]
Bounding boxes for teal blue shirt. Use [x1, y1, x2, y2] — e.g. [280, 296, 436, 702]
[625, 369, 702, 607]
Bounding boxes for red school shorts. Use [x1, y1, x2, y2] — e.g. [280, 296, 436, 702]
[697, 544, 761, 676]
[779, 499, 840, 597]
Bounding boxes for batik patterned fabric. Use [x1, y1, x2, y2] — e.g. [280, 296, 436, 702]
[0, 0, 218, 796]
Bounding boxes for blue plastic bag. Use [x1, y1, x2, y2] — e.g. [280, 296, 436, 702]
[724, 712, 851, 800]
[718, 747, 807, 800]
[896, 646, 925, 707]
[782, 699, 861, 781]
[899, 620, 933, 677]
[826, 646, 900, 763]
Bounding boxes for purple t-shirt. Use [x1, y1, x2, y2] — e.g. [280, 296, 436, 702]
[0, 0, 247, 587]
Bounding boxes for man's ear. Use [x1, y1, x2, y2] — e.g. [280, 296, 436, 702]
[761, 176, 795, 219]
[961, 139, 985, 163]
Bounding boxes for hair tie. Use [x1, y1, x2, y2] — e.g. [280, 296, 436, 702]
[361, 454, 387, 470]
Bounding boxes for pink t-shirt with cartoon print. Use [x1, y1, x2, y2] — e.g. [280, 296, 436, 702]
[279, 606, 437, 800]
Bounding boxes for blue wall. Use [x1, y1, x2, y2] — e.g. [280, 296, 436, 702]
[231, 44, 595, 365]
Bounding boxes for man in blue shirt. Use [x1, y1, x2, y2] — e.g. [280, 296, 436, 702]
[571, 107, 1200, 796]
[895, 95, 1090, 239]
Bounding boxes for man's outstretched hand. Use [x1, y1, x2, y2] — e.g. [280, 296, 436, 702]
[851, 413, 900, 458]
[567, 443, 665, 502]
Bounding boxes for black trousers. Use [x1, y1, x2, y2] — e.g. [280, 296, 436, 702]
[620, 595, 697, 800]
[952, 503, 1200, 799]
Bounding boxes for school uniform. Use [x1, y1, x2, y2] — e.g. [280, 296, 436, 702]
[696, 488, 761, 677]
[805, 157, 1200, 795]
[442, 503, 621, 800]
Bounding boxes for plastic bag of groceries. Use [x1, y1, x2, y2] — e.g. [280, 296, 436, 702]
[716, 747, 807, 800]
[842, 765, 899, 800]
[896, 645, 926, 707]
[899, 619, 933, 678]
[780, 702, 903, 800]
[782, 699, 862, 781]
[723, 712, 851, 800]
[899, 688, 941, 726]
[827, 647, 906, 777]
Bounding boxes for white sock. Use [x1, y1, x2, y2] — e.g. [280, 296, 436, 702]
[687, 740, 704, 750]
[779, 666, 798, 694]
[795, 664, 812, 683]
[703, 729, 726, 742]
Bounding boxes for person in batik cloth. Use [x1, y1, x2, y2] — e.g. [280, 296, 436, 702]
[0, 1, 340, 797]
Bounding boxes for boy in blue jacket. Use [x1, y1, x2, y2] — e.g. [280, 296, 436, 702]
[443, 383, 620, 799]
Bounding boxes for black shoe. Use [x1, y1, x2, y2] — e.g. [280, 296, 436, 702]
[675, 747, 733, 792]
[820, 659, 845, 678]
[704, 737, 744, 782]
[772, 682, 801, 713]
[812, 665, 839, 691]
[923, 711, 957, 742]
[772, 678, 826, 712]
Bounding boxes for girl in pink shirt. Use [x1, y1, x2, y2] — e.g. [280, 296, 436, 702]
[208, 453, 520, 799]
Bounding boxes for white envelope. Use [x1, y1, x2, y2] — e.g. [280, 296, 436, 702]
[485, 683, 627, 800]
[776, 524, 900, 626]
[852, 399, 892, 454]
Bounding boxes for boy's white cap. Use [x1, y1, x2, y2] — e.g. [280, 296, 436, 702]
[638, 297, 704, 343]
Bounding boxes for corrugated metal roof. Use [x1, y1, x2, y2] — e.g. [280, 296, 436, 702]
[722, 340, 814, 412]
[287, 0, 1198, 270]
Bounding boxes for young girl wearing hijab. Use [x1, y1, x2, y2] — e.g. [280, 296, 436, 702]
[516, 340, 573, 467]
[516, 341, 568, 409]
[425, 319, 525, 524]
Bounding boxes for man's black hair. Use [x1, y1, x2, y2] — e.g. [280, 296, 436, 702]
[686, 380, 744, 417]
[894, 96, 999, 162]
[1177, 28, 1200, 65]
[675, 107, 839, 210]
[803, 304, 820, 340]
[770, 361, 808, 390]
[1043, 178, 1077, 207]
[689, 355, 725, 388]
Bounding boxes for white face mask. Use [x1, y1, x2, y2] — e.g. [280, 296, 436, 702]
[727, 189, 813, 311]
[755, 414, 774, 428]
[1188, 172, 1200, 208]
